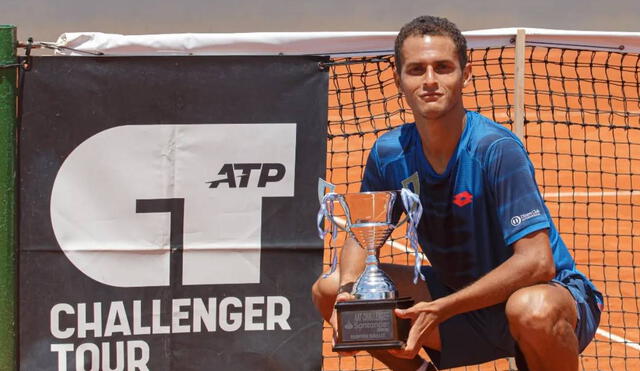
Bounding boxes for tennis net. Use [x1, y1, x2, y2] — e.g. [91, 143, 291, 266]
[323, 42, 640, 371]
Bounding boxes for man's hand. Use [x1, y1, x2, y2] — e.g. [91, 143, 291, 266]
[389, 300, 447, 359]
[329, 291, 359, 356]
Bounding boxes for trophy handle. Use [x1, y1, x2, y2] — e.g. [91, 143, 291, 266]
[318, 178, 350, 232]
[394, 214, 409, 228]
[318, 178, 336, 204]
[324, 195, 352, 232]
[394, 190, 412, 228]
[394, 189, 420, 228]
[396, 172, 420, 228]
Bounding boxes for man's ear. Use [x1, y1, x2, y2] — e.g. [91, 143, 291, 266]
[462, 63, 472, 87]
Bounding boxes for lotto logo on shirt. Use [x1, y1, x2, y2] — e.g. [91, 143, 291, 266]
[452, 191, 473, 207]
[510, 209, 542, 226]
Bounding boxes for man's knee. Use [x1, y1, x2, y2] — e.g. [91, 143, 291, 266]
[311, 271, 339, 321]
[505, 285, 577, 342]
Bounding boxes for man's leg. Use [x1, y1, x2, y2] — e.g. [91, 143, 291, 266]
[311, 263, 440, 371]
[311, 266, 340, 322]
[505, 283, 579, 371]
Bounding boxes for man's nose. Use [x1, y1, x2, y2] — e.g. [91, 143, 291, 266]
[423, 67, 437, 89]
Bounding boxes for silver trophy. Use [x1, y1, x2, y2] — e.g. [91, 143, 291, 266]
[318, 179, 423, 350]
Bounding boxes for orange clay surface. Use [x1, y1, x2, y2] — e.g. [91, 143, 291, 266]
[320, 47, 640, 371]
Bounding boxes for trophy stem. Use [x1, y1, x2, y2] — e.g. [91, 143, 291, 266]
[365, 248, 379, 266]
[353, 244, 398, 300]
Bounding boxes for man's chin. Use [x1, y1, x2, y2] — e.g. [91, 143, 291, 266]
[416, 109, 446, 121]
[413, 104, 464, 122]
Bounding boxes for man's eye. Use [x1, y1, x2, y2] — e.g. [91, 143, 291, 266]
[436, 64, 452, 73]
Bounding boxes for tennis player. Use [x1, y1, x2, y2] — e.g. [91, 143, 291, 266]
[312, 15, 603, 371]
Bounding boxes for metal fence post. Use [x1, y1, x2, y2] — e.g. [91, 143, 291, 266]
[0, 24, 17, 371]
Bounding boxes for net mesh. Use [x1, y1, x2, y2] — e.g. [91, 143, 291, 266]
[322, 46, 640, 370]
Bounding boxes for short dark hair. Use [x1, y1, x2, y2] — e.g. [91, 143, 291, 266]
[394, 16, 468, 73]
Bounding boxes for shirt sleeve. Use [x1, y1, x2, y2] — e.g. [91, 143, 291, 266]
[360, 144, 385, 192]
[485, 138, 550, 246]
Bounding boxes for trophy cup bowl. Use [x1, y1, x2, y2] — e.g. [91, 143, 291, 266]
[323, 191, 414, 351]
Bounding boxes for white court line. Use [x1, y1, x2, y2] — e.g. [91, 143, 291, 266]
[543, 190, 638, 198]
[334, 198, 640, 351]
[327, 206, 640, 352]
[596, 328, 640, 352]
[541, 189, 640, 350]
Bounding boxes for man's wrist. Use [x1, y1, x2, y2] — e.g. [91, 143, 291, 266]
[436, 294, 461, 321]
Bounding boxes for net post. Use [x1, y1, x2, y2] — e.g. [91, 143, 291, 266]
[510, 29, 530, 371]
[508, 30, 527, 371]
[0, 24, 17, 371]
[513, 28, 526, 141]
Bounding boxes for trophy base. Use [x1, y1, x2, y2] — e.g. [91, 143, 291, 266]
[334, 297, 413, 351]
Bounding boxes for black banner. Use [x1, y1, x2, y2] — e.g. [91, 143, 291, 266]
[19, 56, 327, 371]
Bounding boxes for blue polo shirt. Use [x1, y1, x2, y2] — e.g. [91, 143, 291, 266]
[361, 110, 598, 295]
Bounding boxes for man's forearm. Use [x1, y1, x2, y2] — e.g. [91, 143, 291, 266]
[440, 254, 553, 319]
[437, 231, 555, 320]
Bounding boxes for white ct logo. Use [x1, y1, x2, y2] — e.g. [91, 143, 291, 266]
[510, 216, 522, 226]
[50, 124, 296, 287]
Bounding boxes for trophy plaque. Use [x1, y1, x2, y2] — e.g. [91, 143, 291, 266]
[318, 185, 423, 351]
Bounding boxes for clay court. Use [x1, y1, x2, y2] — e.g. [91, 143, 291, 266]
[320, 44, 640, 370]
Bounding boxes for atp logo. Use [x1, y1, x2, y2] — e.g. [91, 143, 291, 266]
[50, 124, 296, 287]
[207, 163, 286, 188]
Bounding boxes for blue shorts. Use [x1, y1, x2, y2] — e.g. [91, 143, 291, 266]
[421, 267, 603, 369]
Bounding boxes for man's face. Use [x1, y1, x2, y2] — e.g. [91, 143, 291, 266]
[395, 35, 471, 121]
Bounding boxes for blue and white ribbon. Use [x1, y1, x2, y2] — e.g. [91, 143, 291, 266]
[317, 192, 342, 278]
[401, 188, 425, 284]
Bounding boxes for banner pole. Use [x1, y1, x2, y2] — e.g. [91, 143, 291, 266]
[0, 24, 17, 371]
